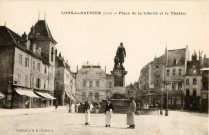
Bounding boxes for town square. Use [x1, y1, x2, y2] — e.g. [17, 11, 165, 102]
[0, 1, 209, 135]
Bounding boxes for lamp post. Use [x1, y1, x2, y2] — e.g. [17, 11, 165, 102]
[165, 83, 169, 116]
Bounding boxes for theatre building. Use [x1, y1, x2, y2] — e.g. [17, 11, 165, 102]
[0, 19, 56, 108]
[76, 64, 114, 103]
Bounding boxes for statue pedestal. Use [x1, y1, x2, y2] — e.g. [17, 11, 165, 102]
[101, 67, 129, 113]
[111, 67, 127, 98]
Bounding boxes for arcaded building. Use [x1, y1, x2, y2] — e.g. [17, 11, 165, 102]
[76, 64, 114, 102]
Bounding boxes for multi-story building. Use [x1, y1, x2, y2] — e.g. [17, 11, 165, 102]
[76, 64, 114, 103]
[138, 46, 189, 109]
[0, 19, 56, 108]
[54, 53, 76, 106]
[184, 52, 209, 111]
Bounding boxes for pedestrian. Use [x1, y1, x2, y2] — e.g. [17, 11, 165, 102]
[127, 97, 136, 129]
[105, 98, 114, 127]
[84, 97, 92, 125]
[55, 100, 58, 110]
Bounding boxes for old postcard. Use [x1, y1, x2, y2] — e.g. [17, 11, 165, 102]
[0, 0, 208, 135]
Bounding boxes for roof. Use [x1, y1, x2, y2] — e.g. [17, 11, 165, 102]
[0, 26, 21, 45]
[55, 55, 70, 70]
[29, 20, 57, 44]
[0, 25, 49, 65]
[167, 48, 187, 66]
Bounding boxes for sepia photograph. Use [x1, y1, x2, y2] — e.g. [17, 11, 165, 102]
[0, 0, 208, 135]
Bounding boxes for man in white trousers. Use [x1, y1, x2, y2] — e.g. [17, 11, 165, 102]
[84, 97, 92, 125]
[105, 98, 114, 127]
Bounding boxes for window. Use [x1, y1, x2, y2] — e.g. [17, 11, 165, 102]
[155, 80, 159, 85]
[193, 78, 197, 85]
[167, 70, 169, 76]
[186, 89, 190, 96]
[156, 66, 159, 68]
[25, 57, 29, 67]
[95, 93, 99, 102]
[108, 82, 112, 88]
[193, 89, 197, 96]
[18, 73, 21, 84]
[186, 78, 189, 85]
[56, 82, 60, 89]
[44, 66, 47, 74]
[36, 78, 41, 88]
[32, 61, 35, 70]
[19, 54, 22, 65]
[172, 83, 176, 90]
[83, 80, 87, 87]
[174, 59, 177, 65]
[96, 80, 100, 87]
[179, 69, 182, 75]
[44, 80, 46, 89]
[25, 75, 28, 87]
[51, 47, 54, 62]
[173, 69, 176, 75]
[89, 80, 93, 88]
[37, 63, 41, 72]
[178, 83, 182, 90]
[31, 77, 34, 87]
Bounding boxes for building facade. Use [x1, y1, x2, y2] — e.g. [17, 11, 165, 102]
[138, 46, 189, 109]
[0, 19, 56, 108]
[54, 53, 76, 106]
[76, 64, 114, 103]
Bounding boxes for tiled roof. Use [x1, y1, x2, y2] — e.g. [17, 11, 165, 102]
[0, 26, 20, 45]
[167, 48, 186, 66]
[0, 26, 49, 65]
[29, 20, 57, 44]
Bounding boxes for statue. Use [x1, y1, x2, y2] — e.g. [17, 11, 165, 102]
[115, 42, 126, 68]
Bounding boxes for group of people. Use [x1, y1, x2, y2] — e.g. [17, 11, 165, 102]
[84, 97, 136, 129]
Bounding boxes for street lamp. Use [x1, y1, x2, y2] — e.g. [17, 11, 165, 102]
[165, 83, 169, 116]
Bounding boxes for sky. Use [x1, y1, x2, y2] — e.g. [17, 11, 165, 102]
[0, 1, 209, 85]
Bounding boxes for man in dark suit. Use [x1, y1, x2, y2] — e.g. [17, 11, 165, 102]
[105, 98, 114, 127]
[84, 97, 92, 125]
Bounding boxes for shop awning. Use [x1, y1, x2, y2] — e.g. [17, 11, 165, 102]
[0, 92, 5, 99]
[43, 93, 56, 100]
[35, 92, 49, 99]
[15, 88, 40, 98]
[66, 92, 75, 100]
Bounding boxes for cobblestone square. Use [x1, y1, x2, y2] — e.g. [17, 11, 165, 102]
[0, 107, 208, 135]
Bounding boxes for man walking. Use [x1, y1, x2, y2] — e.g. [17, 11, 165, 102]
[105, 98, 114, 127]
[127, 97, 136, 129]
[84, 97, 92, 125]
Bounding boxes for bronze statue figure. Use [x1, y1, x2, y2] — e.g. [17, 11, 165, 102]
[115, 42, 126, 68]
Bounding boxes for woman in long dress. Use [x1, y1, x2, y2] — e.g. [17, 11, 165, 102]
[105, 98, 114, 127]
[127, 97, 136, 129]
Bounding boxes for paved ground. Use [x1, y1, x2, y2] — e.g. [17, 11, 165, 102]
[0, 107, 208, 135]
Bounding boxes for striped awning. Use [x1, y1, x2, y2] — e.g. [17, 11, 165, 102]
[35, 92, 56, 100]
[66, 92, 75, 100]
[15, 88, 40, 98]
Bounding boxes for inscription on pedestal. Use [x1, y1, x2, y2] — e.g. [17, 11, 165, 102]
[114, 76, 123, 87]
